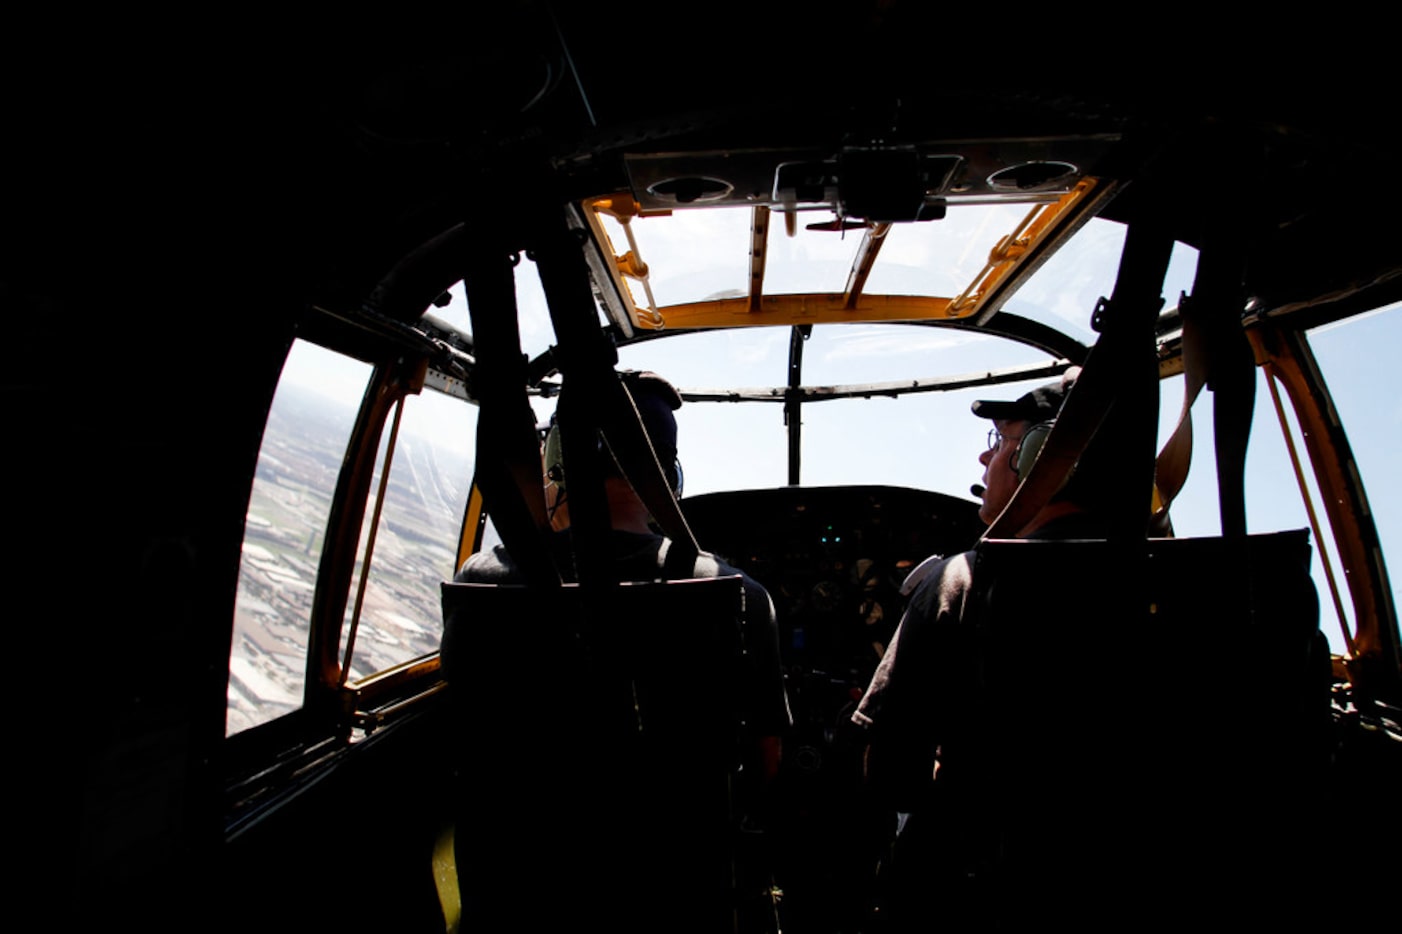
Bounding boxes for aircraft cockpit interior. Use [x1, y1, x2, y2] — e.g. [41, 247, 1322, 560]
[14, 5, 1398, 930]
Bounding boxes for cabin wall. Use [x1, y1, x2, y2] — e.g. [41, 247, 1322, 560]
[221, 703, 457, 931]
[4, 80, 312, 918]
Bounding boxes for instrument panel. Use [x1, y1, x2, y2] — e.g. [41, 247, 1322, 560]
[683, 484, 984, 704]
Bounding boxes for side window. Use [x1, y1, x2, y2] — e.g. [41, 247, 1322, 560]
[1304, 303, 1401, 653]
[1159, 303, 1401, 656]
[1159, 364, 1348, 651]
[340, 385, 478, 682]
[229, 341, 372, 736]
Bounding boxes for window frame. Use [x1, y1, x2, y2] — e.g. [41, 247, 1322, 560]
[228, 323, 483, 750]
[1248, 317, 1400, 687]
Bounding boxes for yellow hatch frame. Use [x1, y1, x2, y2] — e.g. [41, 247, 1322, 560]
[581, 179, 1098, 333]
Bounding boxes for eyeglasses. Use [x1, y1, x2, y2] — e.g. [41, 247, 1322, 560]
[986, 428, 1023, 452]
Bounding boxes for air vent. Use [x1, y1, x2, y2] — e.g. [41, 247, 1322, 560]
[647, 176, 734, 204]
[988, 161, 1078, 192]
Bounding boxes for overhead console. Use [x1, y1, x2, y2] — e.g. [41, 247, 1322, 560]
[624, 136, 1118, 222]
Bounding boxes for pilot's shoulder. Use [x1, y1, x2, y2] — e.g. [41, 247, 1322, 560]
[692, 549, 771, 600]
[901, 550, 976, 616]
[454, 545, 520, 584]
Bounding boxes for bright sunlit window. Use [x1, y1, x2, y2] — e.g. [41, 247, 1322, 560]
[229, 341, 370, 736]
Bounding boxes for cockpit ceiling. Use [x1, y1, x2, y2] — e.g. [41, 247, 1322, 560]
[262, 4, 1400, 328]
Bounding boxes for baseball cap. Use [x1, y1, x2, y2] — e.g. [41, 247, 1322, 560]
[971, 366, 1080, 422]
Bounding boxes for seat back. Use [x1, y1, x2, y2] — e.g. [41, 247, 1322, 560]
[439, 575, 747, 933]
[948, 530, 1331, 926]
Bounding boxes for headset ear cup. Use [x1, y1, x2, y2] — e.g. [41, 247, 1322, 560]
[544, 423, 565, 491]
[1014, 422, 1055, 478]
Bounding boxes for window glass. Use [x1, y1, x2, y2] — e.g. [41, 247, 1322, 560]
[341, 384, 478, 683]
[801, 327, 1059, 492]
[600, 201, 1060, 313]
[618, 327, 1062, 496]
[1003, 218, 1123, 345]
[617, 331, 790, 495]
[801, 322, 1053, 386]
[229, 341, 371, 736]
[619, 328, 791, 389]
[422, 260, 559, 362]
[675, 401, 789, 495]
[800, 386, 1015, 494]
[1006, 219, 1201, 344]
[1305, 302, 1402, 653]
[612, 219, 1202, 498]
[859, 204, 1036, 298]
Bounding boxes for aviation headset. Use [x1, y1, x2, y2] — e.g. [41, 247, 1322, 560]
[973, 368, 1082, 486]
[542, 373, 684, 495]
[1012, 421, 1057, 479]
[543, 419, 684, 495]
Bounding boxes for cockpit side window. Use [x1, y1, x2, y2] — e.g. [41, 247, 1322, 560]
[1302, 303, 1401, 656]
[338, 384, 477, 683]
[1158, 302, 1400, 659]
[228, 339, 480, 736]
[229, 340, 372, 736]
